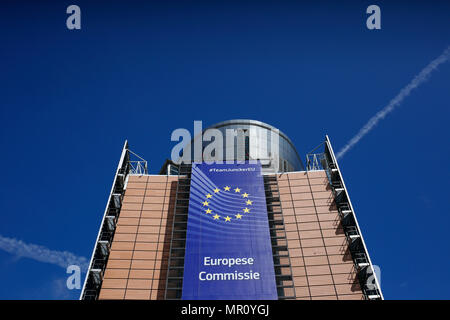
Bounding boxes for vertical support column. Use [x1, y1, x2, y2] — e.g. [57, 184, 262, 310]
[265, 174, 296, 299]
[165, 164, 191, 300]
[279, 172, 312, 300]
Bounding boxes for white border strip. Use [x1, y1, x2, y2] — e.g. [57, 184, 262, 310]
[325, 135, 384, 299]
[79, 140, 129, 299]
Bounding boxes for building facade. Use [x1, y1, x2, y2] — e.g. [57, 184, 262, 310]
[80, 120, 383, 300]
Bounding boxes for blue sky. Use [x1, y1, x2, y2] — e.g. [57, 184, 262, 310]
[0, 0, 449, 299]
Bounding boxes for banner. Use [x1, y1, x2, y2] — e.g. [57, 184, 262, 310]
[182, 162, 277, 300]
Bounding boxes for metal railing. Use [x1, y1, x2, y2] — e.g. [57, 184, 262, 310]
[306, 152, 325, 171]
[129, 160, 148, 175]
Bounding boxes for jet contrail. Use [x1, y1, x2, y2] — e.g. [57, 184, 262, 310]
[336, 46, 450, 160]
[0, 234, 89, 272]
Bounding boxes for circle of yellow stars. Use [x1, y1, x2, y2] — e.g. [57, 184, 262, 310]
[201, 185, 253, 222]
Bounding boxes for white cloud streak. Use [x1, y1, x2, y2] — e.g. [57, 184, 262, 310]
[0, 234, 89, 272]
[336, 46, 450, 160]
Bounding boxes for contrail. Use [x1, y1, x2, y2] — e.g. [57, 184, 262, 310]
[336, 46, 450, 160]
[0, 234, 89, 272]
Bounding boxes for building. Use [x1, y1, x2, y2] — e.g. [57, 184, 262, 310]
[80, 120, 383, 300]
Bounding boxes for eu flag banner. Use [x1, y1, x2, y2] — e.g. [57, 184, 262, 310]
[182, 162, 278, 300]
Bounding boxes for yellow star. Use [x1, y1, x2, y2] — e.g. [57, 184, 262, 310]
[234, 187, 241, 193]
[242, 193, 249, 198]
[235, 214, 242, 219]
[205, 208, 212, 214]
[243, 207, 250, 213]
[224, 216, 231, 222]
[202, 201, 209, 206]
[224, 186, 231, 191]
[246, 200, 253, 205]
[206, 193, 212, 198]
[213, 188, 220, 193]
[213, 214, 220, 220]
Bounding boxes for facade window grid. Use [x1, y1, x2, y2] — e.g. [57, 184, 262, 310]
[95, 173, 367, 299]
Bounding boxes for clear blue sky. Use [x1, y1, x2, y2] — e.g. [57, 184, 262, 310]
[0, 0, 449, 299]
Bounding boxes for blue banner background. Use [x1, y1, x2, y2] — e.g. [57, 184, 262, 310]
[181, 162, 278, 300]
